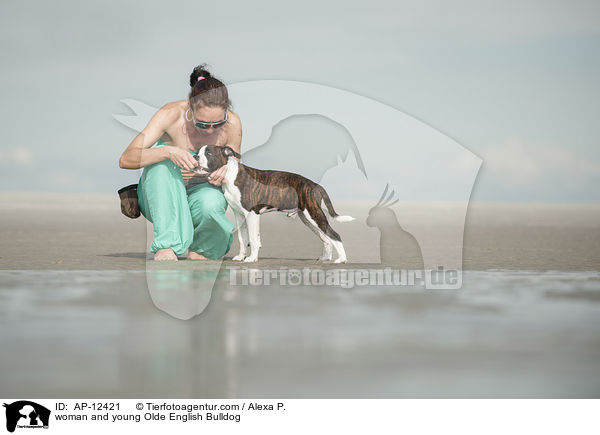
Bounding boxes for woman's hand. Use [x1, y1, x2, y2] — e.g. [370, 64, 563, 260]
[168, 146, 198, 171]
[208, 165, 228, 186]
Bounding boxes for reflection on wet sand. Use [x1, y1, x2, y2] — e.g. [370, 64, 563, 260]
[146, 269, 220, 320]
[1, 270, 600, 398]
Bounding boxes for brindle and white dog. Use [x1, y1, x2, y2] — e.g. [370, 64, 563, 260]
[194, 145, 354, 263]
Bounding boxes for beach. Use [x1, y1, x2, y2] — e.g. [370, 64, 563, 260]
[0, 193, 599, 398]
[0, 193, 598, 270]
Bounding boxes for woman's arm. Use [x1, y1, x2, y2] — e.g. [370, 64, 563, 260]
[118, 104, 197, 170]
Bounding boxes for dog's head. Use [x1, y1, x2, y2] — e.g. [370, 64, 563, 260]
[193, 145, 240, 175]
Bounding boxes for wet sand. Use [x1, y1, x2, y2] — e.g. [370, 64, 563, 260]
[1, 269, 599, 398]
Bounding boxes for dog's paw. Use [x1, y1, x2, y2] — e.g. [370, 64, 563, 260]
[232, 254, 246, 261]
[333, 258, 347, 264]
[318, 256, 332, 262]
[243, 256, 258, 263]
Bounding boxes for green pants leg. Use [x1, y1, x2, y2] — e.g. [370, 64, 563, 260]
[137, 159, 194, 256]
[187, 183, 234, 260]
[137, 156, 234, 259]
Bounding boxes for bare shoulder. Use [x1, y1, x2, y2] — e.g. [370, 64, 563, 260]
[139, 101, 182, 135]
[157, 101, 185, 122]
[227, 110, 242, 130]
[224, 110, 242, 151]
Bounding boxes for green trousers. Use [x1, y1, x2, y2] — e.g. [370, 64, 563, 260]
[137, 142, 234, 259]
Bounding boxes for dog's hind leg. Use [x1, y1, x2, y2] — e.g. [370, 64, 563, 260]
[319, 242, 333, 261]
[232, 211, 249, 261]
[298, 211, 332, 261]
[330, 240, 347, 263]
[304, 206, 348, 264]
[243, 211, 261, 262]
[300, 207, 349, 263]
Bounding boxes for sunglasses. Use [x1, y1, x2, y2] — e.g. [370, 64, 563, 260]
[193, 110, 228, 130]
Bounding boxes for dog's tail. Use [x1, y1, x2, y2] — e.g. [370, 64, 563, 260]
[318, 186, 355, 223]
[333, 215, 354, 223]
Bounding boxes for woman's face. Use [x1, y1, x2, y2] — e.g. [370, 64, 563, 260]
[190, 105, 227, 136]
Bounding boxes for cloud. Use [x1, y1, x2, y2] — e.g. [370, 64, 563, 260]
[49, 172, 93, 189]
[0, 146, 35, 167]
[480, 138, 600, 190]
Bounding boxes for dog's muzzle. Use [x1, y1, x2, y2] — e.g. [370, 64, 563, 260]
[193, 165, 210, 175]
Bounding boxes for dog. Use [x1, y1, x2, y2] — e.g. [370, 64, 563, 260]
[193, 145, 354, 263]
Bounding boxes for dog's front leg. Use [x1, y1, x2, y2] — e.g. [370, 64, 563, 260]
[232, 211, 249, 261]
[243, 211, 261, 262]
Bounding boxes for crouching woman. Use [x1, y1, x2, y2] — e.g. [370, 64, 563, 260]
[119, 64, 241, 261]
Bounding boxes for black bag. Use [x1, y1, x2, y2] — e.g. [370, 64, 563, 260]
[118, 184, 141, 219]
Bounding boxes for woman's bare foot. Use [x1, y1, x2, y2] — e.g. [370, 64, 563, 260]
[154, 248, 178, 261]
[188, 251, 208, 260]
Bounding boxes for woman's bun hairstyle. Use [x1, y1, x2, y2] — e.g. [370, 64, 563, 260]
[188, 63, 231, 110]
[189, 63, 213, 87]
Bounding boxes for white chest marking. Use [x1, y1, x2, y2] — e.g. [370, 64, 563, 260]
[222, 159, 245, 214]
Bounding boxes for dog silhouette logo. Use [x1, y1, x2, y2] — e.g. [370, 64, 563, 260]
[3, 401, 50, 432]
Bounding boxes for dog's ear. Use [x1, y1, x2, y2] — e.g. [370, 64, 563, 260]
[221, 146, 241, 159]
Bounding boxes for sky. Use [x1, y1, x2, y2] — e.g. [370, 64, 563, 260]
[0, 0, 599, 201]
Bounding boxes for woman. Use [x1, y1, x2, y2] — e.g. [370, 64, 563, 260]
[119, 64, 241, 261]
